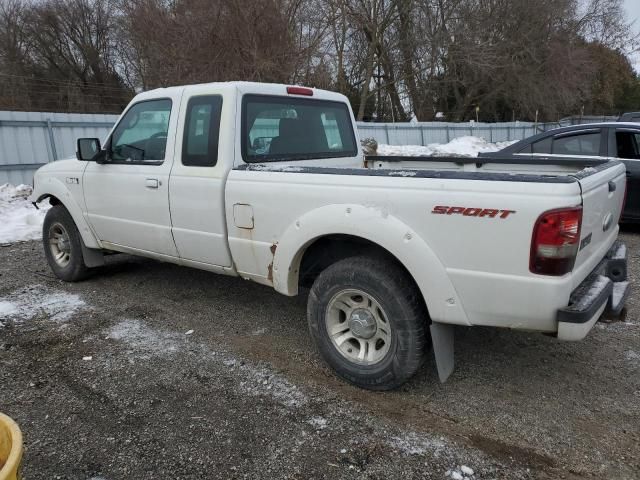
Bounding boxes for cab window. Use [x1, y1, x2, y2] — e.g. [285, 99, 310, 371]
[110, 99, 172, 163]
[182, 96, 223, 167]
[242, 95, 358, 162]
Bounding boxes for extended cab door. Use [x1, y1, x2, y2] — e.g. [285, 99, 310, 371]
[83, 92, 182, 257]
[167, 86, 233, 267]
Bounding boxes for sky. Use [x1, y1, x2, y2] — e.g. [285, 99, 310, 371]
[624, 0, 640, 70]
[625, 0, 640, 23]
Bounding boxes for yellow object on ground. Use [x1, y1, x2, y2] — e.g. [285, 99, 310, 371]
[0, 413, 22, 480]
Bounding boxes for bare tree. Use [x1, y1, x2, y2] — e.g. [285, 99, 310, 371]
[120, 0, 304, 88]
[0, 0, 638, 118]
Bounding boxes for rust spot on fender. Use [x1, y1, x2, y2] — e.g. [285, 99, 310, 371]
[267, 242, 278, 282]
[267, 262, 273, 282]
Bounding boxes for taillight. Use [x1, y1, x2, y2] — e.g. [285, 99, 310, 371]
[286, 86, 313, 96]
[530, 207, 583, 276]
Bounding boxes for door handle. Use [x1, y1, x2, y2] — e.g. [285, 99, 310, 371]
[145, 178, 159, 189]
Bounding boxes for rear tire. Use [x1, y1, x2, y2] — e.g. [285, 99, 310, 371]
[307, 255, 428, 390]
[43, 205, 90, 282]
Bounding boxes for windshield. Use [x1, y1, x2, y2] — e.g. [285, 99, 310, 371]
[242, 95, 358, 163]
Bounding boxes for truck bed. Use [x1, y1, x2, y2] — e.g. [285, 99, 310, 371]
[364, 154, 611, 179]
[237, 154, 619, 184]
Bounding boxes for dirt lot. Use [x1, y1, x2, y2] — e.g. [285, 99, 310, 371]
[1, 232, 639, 480]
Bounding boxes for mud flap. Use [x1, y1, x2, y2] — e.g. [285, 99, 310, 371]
[430, 322, 455, 382]
[81, 242, 105, 268]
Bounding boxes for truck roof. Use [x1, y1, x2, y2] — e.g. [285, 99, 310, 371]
[133, 81, 349, 104]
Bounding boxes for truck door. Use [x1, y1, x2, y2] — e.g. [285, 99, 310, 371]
[168, 88, 233, 267]
[83, 93, 181, 257]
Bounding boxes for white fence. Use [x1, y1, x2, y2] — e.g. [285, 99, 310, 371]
[357, 122, 541, 146]
[0, 110, 552, 184]
[0, 111, 118, 185]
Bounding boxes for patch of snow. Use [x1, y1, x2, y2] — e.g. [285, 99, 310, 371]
[0, 301, 18, 328]
[388, 170, 417, 177]
[247, 164, 304, 172]
[580, 276, 610, 306]
[0, 285, 86, 326]
[0, 184, 50, 244]
[611, 281, 628, 308]
[0, 301, 19, 317]
[625, 350, 640, 366]
[237, 363, 308, 408]
[446, 465, 475, 479]
[579, 167, 597, 175]
[107, 319, 308, 408]
[387, 432, 446, 456]
[460, 465, 474, 476]
[377, 136, 517, 158]
[107, 319, 181, 356]
[307, 416, 328, 430]
[278, 165, 304, 172]
[0, 183, 31, 201]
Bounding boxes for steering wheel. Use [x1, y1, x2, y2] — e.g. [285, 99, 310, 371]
[144, 131, 168, 160]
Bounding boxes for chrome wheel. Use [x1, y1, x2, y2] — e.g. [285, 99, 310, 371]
[48, 222, 71, 268]
[325, 289, 392, 365]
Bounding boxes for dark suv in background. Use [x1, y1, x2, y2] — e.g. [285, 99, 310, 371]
[482, 120, 640, 222]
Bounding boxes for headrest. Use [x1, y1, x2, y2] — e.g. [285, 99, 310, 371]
[278, 118, 300, 137]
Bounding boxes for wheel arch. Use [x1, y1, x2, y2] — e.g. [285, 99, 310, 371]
[271, 204, 470, 326]
[32, 179, 100, 249]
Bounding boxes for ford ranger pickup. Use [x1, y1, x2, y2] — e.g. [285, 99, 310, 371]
[30, 82, 629, 390]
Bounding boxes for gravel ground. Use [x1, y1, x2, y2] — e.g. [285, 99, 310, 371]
[1, 231, 639, 480]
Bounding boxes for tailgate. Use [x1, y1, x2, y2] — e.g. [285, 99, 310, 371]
[572, 162, 626, 285]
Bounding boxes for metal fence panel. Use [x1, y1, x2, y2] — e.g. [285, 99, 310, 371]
[0, 111, 118, 185]
[1, 110, 558, 185]
[355, 121, 543, 147]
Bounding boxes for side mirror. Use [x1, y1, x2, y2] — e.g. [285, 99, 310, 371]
[76, 138, 101, 161]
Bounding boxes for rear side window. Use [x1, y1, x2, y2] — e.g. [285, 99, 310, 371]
[532, 137, 552, 154]
[616, 130, 640, 159]
[552, 132, 600, 156]
[242, 95, 358, 162]
[182, 95, 223, 167]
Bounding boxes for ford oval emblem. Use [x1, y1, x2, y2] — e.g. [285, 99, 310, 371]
[602, 213, 613, 232]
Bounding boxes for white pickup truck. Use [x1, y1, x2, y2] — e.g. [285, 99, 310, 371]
[30, 82, 629, 390]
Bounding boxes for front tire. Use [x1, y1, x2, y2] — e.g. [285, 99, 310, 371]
[43, 205, 90, 282]
[307, 255, 428, 390]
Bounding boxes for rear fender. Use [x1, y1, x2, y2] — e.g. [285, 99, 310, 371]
[272, 203, 470, 326]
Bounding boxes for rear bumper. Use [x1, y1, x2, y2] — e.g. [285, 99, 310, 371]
[557, 241, 630, 341]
